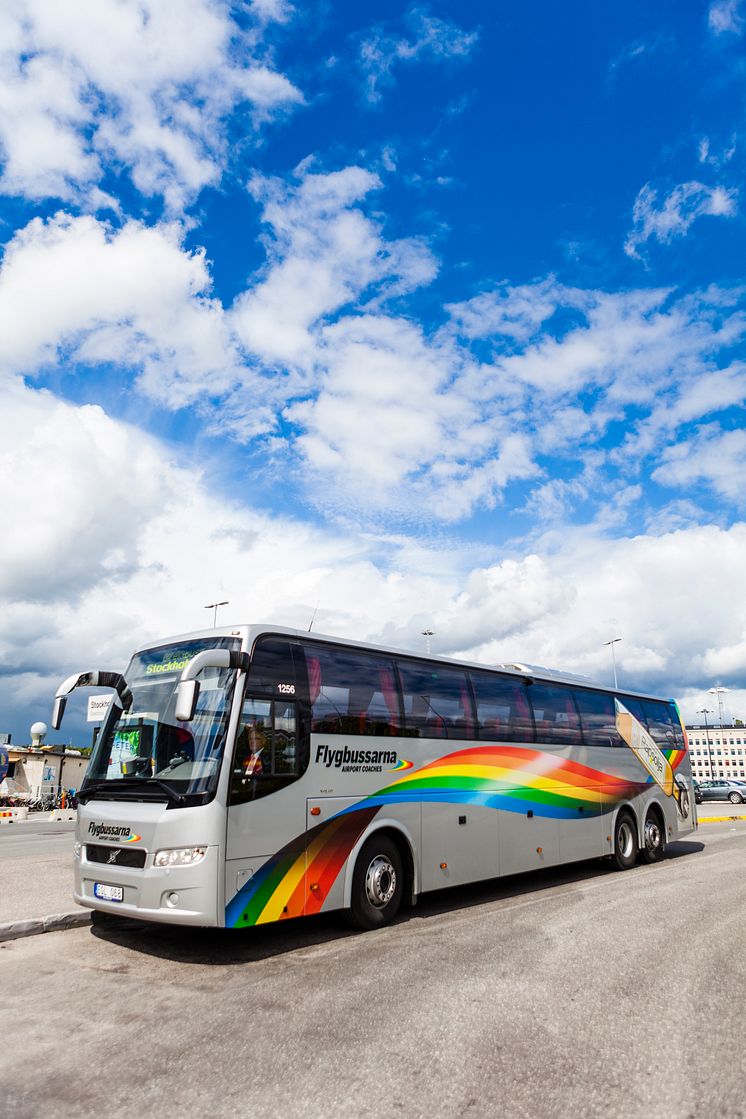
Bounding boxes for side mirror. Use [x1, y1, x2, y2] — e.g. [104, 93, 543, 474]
[175, 679, 200, 722]
[52, 695, 67, 731]
[52, 670, 132, 729]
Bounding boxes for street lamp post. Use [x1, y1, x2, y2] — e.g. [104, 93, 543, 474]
[708, 686, 730, 729]
[698, 707, 714, 778]
[421, 629, 435, 656]
[603, 637, 622, 690]
[204, 600, 229, 627]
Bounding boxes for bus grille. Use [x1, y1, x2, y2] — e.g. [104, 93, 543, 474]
[85, 844, 147, 869]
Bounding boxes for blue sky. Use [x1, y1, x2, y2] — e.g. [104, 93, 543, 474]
[0, 0, 744, 745]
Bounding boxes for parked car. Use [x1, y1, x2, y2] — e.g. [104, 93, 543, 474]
[694, 779, 746, 805]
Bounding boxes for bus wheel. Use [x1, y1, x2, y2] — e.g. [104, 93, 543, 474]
[640, 808, 665, 864]
[349, 835, 403, 930]
[611, 810, 638, 871]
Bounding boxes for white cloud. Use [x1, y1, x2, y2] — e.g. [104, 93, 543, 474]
[446, 280, 559, 343]
[225, 176, 746, 522]
[358, 6, 478, 104]
[708, 0, 744, 34]
[625, 181, 738, 259]
[3, 381, 746, 740]
[0, 0, 303, 210]
[250, 0, 294, 26]
[231, 166, 436, 367]
[618, 361, 746, 460]
[287, 313, 537, 519]
[0, 212, 239, 404]
[698, 135, 737, 168]
[4, 181, 746, 528]
[652, 425, 746, 502]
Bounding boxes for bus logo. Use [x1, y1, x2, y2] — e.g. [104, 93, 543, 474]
[314, 744, 412, 774]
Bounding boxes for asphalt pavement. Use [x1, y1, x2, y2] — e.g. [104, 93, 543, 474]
[2, 819, 745, 1119]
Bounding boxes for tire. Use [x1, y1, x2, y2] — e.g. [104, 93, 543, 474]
[639, 808, 666, 864]
[611, 810, 638, 871]
[728, 791, 743, 804]
[348, 835, 403, 931]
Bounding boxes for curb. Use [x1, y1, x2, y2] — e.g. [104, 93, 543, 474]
[0, 910, 91, 944]
[697, 814, 746, 823]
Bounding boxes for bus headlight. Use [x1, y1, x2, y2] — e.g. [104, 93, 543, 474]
[154, 847, 207, 867]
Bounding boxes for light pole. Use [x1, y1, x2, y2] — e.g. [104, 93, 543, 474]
[698, 707, 714, 779]
[708, 686, 730, 728]
[421, 629, 435, 656]
[204, 600, 229, 627]
[603, 637, 622, 690]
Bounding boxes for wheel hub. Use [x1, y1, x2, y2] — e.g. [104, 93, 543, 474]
[365, 855, 397, 908]
[618, 819, 635, 858]
[644, 819, 661, 852]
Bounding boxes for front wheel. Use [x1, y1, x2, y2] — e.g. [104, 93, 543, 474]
[611, 810, 638, 871]
[639, 809, 666, 863]
[728, 791, 743, 804]
[348, 835, 403, 931]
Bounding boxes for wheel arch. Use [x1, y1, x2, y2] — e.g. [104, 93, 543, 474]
[342, 819, 418, 910]
[645, 789, 681, 844]
[614, 795, 669, 848]
[611, 799, 640, 837]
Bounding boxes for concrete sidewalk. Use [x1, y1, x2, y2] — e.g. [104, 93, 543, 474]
[0, 823, 91, 944]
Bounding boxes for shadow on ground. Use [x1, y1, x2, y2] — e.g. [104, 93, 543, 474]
[89, 838, 704, 966]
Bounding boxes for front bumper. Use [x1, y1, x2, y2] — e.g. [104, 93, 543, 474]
[74, 844, 221, 926]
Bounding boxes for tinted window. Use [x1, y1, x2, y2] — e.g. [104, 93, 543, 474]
[666, 702, 685, 749]
[641, 699, 679, 750]
[618, 695, 646, 725]
[528, 683, 582, 746]
[303, 646, 401, 736]
[470, 672, 534, 742]
[398, 661, 474, 739]
[247, 637, 299, 698]
[573, 688, 622, 748]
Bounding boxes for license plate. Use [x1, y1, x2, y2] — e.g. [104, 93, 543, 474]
[94, 882, 124, 902]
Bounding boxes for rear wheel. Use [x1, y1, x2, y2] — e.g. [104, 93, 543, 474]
[640, 808, 666, 863]
[611, 810, 638, 871]
[728, 791, 743, 804]
[348, 835, 403, 930]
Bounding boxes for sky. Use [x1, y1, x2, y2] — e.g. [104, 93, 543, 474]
[1, 0, 745, 745]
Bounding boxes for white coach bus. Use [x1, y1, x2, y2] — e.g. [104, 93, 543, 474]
[53, 624, 696, 930]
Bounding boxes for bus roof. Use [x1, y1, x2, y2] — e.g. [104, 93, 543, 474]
[133, 622, 674, 704]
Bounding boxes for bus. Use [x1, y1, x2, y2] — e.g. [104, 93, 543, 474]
[52, 624, 696, 931]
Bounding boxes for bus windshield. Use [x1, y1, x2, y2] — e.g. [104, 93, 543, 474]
[84, 637, 241, 802]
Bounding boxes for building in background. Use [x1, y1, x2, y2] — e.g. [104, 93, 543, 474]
[0, 745, 88, 801]
[685, 723, 746, 781]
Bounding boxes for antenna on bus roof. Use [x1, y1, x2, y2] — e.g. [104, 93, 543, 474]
[308, 600, 320, 633]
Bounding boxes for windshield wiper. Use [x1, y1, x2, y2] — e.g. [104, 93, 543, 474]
[78, 778, 186, 807]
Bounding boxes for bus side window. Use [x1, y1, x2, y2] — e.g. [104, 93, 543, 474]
[303, 646, 401, 737]
[666, 702, 685, 749]
[573, 688, 622, 748]
[470, 672, 534, 743]
[527, 683, 582, 747]
[641, 699, 677, 750]
[398, 662, 475, 739]
[619, 695, 646, 726]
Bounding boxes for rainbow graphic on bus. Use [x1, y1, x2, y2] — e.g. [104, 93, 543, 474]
[225, 743, 660, 928]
